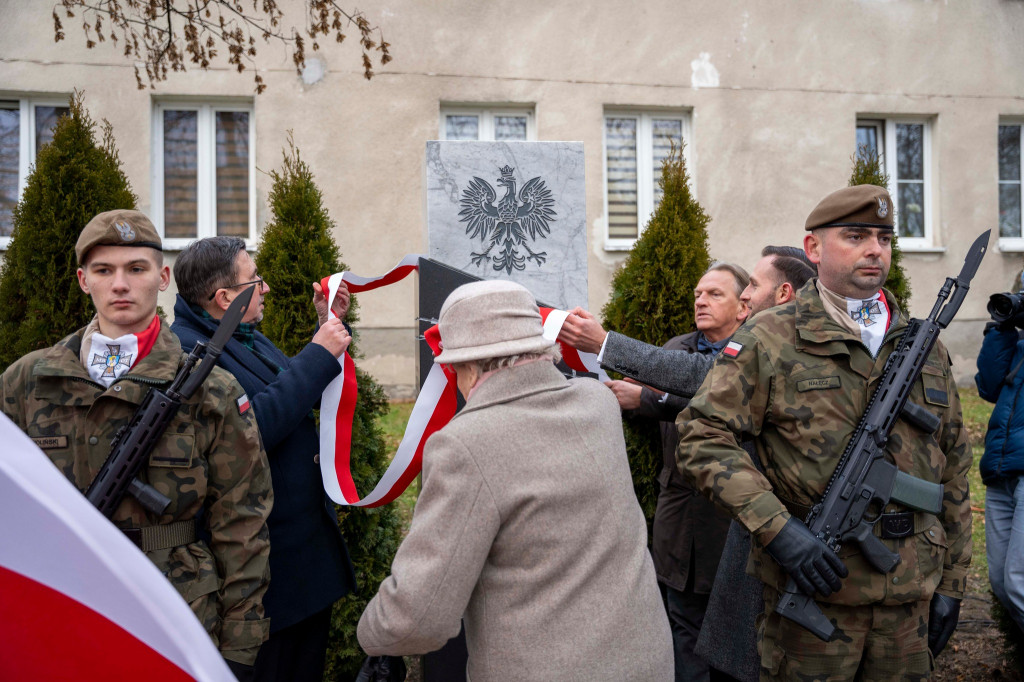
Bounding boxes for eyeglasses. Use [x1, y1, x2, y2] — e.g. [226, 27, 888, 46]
[208, 276, 264, 301]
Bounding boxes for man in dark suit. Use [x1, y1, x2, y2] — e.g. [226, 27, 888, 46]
[171, 236, 356, 682]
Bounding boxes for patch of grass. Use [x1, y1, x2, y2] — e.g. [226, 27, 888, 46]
[380, 401, 418, 531]
[960, 386, 994, 585]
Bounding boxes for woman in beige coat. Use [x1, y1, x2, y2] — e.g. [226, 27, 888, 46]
[357, 280, 673, 682]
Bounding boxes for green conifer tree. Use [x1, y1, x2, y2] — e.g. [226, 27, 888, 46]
[254, 137, 401, 680]
[849, 148, 912, 313]
[0, 92, 136, 370]
[601, 143, 712, 525]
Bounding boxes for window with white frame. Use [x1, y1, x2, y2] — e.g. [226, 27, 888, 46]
[856, 118, 933, 248]
[0, 98, 70, 244]
[152, 101, 255, 246]
[440, 106, 534, 141]
[999, 122, 1023, 248]
[604, 111, 691, 246]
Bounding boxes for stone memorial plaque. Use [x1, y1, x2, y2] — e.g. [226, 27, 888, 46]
[425, 140, 587, 310]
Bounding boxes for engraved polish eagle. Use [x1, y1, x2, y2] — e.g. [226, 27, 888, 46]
[458, 165, 556, 274]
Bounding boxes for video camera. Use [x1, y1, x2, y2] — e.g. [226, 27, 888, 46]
[988, 292, 1024, 329]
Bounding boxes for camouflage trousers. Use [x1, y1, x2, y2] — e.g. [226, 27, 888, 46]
[757, 586, 933, 681]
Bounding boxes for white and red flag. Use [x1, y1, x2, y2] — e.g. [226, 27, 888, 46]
[0, 413, 235, 682]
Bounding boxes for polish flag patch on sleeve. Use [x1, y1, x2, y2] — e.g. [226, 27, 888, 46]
[236, 394, 251, 415]
[723, 341, 744, 358]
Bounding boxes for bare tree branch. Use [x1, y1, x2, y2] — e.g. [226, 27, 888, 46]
[54, 0, 392, 93]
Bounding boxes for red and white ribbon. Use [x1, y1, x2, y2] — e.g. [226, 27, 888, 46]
[318, 256, 606, 507]
[540, 308, 609, 381]
[320, 257, 456, 507]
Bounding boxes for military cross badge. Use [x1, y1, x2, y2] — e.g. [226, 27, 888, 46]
[850, 301, 883, 327]
[91, 344, 133, 379]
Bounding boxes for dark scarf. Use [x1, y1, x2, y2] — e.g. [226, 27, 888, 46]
[191, 303, 281, 374]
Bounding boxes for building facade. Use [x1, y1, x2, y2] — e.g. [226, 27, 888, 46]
[2, 0, 1023, 394]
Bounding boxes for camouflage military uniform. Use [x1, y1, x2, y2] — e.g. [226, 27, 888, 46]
[0, 320, 273, 666]
[677, 281, 972, 680]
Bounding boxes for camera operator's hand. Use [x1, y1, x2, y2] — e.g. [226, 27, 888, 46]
[765, 517, 848, 598]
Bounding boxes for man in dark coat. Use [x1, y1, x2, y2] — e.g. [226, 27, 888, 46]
[171, 236, 356, 682]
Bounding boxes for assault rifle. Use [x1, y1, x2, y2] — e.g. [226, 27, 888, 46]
[775, 230, 990, 641]
[85, 286, 255, 518]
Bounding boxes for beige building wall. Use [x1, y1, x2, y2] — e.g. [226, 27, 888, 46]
[2, 0, 1023, 393]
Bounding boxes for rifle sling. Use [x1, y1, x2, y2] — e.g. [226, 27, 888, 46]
[122, 520, 197, 551]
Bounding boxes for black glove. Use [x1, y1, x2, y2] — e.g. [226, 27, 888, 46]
[224, 659, 254, 682]
[355, 655, 407, 682]
[927, 593, 961, 657]
[765, 517, 849, 598]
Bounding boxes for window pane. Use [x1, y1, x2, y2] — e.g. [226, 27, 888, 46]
[445, 115, 479, 140]
[163, 110, 198, 239]
[1000, 183, 1022, 239]
[856, 125, 880, 163]
[34, 106, 69, 154]
[216, 111, 249, 237]
[999, 125, 1021, 182]
[898, 182, 925, 238]
[0, 105, 19, 237]
[651, 119, 682, 212]
[494, 116, 527, 141]
[606, 118, 638, 240]
[896, 124, 924, 180]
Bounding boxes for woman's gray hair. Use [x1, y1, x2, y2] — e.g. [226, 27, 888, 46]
[457, 345, 563, 374]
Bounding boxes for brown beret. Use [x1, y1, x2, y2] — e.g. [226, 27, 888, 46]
[804, 184, 895, 231]
[76, 209, 162, 264]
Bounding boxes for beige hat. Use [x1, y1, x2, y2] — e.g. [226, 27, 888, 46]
[804, 184, 895, 231]
[76, 209, 162, 264]
[434, 280, 555, 364]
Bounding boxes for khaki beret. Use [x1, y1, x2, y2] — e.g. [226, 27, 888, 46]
[76, 209, 162, 264]
[805, 184, 895, 231]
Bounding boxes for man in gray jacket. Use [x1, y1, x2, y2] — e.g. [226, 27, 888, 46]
[558, 246, 815, 399]
[604, 262, 749, 681]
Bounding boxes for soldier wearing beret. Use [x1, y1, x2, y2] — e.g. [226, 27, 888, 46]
[677, 185, 971, 680]
[0, 210, 274, 680]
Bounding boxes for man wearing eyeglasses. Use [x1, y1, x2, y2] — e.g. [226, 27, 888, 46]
[171, 236, 356, 682]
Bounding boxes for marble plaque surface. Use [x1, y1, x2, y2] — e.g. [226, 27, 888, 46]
[426, 141, 587, 309]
